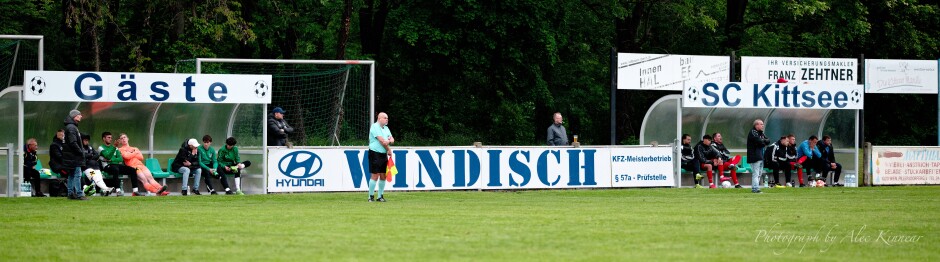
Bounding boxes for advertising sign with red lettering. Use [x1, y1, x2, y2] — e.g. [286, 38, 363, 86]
[871, 146, 940, 185]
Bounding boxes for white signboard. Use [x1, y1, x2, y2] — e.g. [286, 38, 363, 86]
[23, 71, 272, 104]
[741, 56, 857, 84]
[682, 82, 864, 109]
[267, 146, 672, 193]
[865, 59, 939, 94]
[617, 53, 730, 90]
[871, 146, 940, 185]
[609, 147, 674, 187]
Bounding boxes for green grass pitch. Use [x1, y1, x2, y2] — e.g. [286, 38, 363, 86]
[1, 187, 937, 261]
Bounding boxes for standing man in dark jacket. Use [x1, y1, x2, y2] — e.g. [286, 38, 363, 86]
[23, 138, 46, 197]
[747, 119, 771, 193]
[62, 110, 88, 200]
[267, 107, 294, 147]
[172, 139, 202, 195]
[547, 112, 568, 146]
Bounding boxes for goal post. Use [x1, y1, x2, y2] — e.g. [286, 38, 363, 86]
[179, 58, 375, 147]
[0, 35, 42, 197]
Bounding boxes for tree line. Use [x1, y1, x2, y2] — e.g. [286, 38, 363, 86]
[2, 0, 937, 146]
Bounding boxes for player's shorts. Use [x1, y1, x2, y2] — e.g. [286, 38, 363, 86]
[369, 150, 388, 174]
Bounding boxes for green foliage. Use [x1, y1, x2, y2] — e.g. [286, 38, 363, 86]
[1, 0, 938, 146]
[1, 188, 938, 260]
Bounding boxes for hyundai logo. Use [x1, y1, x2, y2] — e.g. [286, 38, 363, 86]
[278, 151, 323, 179]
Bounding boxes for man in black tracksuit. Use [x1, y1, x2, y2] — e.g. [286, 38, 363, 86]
[764, 136, 791, 187]
[695, 135, 720, 188]
[680, 134, 702, 187]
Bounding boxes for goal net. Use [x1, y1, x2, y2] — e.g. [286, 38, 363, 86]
[0, 37, 41, 91]
[175, 59, 374, 146]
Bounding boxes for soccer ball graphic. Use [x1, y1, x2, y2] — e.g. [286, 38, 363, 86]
[721, 180, 732, 188]
[815, 180, 826, 187]
[686, 86, 699, 102]
[849, 90, 861, 104]
[29, 76, 45, 96]
[254, 80, 269, 98]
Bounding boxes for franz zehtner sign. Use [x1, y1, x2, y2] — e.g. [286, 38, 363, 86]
[741, 56, 857, 84]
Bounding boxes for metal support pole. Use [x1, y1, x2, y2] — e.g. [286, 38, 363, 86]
[610, 48, 618, 145]
[7, 144, 13, 197]
[6, 41, 19, 89]
[263, 103, 268, 194]
[730, 51, 736, 81]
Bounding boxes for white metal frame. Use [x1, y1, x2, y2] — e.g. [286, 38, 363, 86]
[642, 95, 861, 187]
[2, 35, 42, 197]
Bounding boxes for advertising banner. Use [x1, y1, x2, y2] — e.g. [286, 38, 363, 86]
[617, 53, 729, 90]
[609, 147, 674, 187]
[741, 56, 857, 84]
[871, 146, 940, 185]
[24, 71, 272, 104]
[865, 59, 939, 94]
[682, 82, 864, 109]
[267, 146, 673, 192]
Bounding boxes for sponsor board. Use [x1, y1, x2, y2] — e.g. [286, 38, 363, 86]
[871, 146, 940, 185]
[682, 82, 863, 109]
[741, 56, 857, 84]
[617, 53, 729, 90]
[610, 147, 675, 187]
[267, 146, 672, 192]
[865, 59, 938, 94]
[24, 71, 272, 104]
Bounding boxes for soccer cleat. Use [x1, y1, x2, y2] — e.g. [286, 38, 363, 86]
[729, 164, 738, 171]
[694, 184, 704, 189]
[192, 190, 202, 195]
[709, 184, 717, 189]
[775, 184, 786, 188]
[800, 184, 806, 188]
[83, 184, 96, 196]
[786, 182, 793, 188]
[751, 189, 762, 193]
[694, 173, 703, 180]
[236, 190, 245, 195]
[225, 190, 235, 195]
[209, 190, 218, 195]
[182, 189, 189, 196]
[159, 191, 170, 196]
[157, 185, 167, 194]
[377, 196, 386, 202]
[132, 191, 144, 196]
[78, 195, 90, 200]
[734, 184, 742, 188]
[115, 188, 124, 196]
[368, 195, 375, 202]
